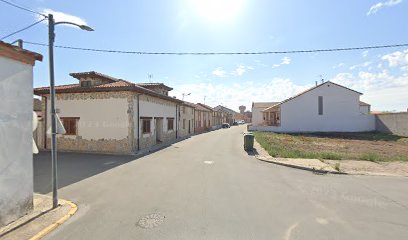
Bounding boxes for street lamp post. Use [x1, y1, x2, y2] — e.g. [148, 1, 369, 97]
[182, 93, 191, 100]
[48, 14, 93, 209]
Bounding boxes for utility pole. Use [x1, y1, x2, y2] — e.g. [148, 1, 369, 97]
[48, 14, 58, 209]
[47, 14, 94, 209]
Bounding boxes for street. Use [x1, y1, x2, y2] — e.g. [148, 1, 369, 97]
[34, 125, 408, 240]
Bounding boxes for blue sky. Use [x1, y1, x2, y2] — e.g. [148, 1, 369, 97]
[1, 0, 407, 111]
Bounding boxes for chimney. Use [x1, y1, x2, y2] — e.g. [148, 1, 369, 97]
[315, 81, 318, 86]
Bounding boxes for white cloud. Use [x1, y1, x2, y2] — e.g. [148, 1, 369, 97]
[272, 56, 291, 68]
[37, 8, 88, 26]
[212, 68, 226, 77]
[232, 65, 246, 76]
[281, 56, 291, 65]
[172, 78, 311, 111]
[381, 49, 408, 67]
[331, 69, 408, 111]
[362, 50, 369, 58]
[332, 63, 345, 69]
[367, 0, 403, 15]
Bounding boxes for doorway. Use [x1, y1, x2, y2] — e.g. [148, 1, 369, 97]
[155, 118, 163, 143]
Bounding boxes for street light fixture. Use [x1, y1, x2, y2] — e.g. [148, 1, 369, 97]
[182, 93, 191, 100]
[48, 13, 93, 209]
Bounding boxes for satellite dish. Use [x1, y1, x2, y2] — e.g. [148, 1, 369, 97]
[33, 111, 39, 154]
[47, 114, 66, 135]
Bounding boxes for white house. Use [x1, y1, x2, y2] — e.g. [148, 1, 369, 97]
[251, 102, 279, 126]
[249, 81, 375, 132]
[34, 71, 187, 154]
[0, 41, 42, 227]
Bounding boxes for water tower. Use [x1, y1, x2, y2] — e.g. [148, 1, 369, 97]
[239, 105, 246, 114]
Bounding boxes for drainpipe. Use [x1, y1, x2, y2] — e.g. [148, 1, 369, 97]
[137, 94, 141, 151]
[175, 104, 178, 139]
[44, 95, 48, 149]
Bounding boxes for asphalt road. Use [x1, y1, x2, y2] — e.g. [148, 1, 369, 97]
[34, 125, 408, 240]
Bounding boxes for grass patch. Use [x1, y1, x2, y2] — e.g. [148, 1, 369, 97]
[359, 153, 381, 162]
[334, 162, 341, 172]
[254, 131, 408, 162]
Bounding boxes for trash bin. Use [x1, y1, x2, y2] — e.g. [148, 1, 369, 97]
[244, 133, 254, 151]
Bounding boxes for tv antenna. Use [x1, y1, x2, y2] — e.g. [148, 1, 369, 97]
[148, 74, 153, 83]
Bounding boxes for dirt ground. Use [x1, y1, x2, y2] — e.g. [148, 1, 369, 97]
[325, 160, 408, 177]
[255, 132, 408, 162]
[254, 138, 408, 177]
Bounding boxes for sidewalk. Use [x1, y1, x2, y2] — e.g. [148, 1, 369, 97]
[0, 194, 77, 240]
[253, 139, 408, 177]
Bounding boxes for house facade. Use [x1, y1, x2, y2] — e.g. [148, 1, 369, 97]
[213, 105, 237, 125]
[0, 41, 42, 227]
[194, 104, 212, 133]
[249, 81, 375, 132]
[251, 102, 279, 126]
[179, 101, 196, 137]
[34, 71, 185, 154]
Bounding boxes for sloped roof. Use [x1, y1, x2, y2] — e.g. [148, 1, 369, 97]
[69, 71, 119, 83]
[0, 41, 43, 65]
[136, 83, 173, 91]
[263, 81, 362, 112]
[359, 101, 370, 106]
[214, 105, 236, 114]
[194, 104, 211, 112]
[252, 102, 279, 109]
[197, 103, 214, 111]
[182, 101, 196, 108]
[34, 72, 182, 103]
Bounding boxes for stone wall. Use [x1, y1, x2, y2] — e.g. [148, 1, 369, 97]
[41, 91, 133, 154]
[375, 113, 408, 137]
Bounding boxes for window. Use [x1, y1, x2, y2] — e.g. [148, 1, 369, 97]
[142, 119, 151, 133]
[168, 118, 174, 130]
[61, 117, 79, 135]
[318, 96, 323, 115]
[81, 81, 91, 87]
[182, 106, 185, 114]
[183, 119, 186, 129]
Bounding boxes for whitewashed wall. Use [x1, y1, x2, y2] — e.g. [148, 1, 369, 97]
[0, 57, 34, 226]
[137, 95, 177, 138]
[250, 83, 375, 132]
[252, 106, 270, 126]
[359, 105, 370, 114]
[46, 97, 129, 140]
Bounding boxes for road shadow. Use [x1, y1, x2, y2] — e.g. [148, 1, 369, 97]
[245, 148, 259, 156]
[33, 136, 194, 194]
[33, 151, 139, 194]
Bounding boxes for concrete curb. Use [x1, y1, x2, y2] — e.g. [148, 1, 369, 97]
[255, 156, 347, 175]
[29, 200, 78, 240]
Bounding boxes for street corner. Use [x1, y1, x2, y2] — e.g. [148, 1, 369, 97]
[0, 194, 77, 240]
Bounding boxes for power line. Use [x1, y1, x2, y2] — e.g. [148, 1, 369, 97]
[1, 18, 46, 40]
[0, 0, 47, 17]
[23, 41, 408, 55]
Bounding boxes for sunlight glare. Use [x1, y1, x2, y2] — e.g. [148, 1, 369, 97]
[191, 0, 246, 23]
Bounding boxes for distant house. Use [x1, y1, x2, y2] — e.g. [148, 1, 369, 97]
[251, 102, 279, 126]
[194, 103, 212, 133]
[0, 41, 42, 227]
[249, 81, 375, 132]
[197, 103, 223, 130]
[179, 101, 196, 137]
[359, 101, 371, 114]
[34, 71, 186, 154]
[213, 105, 237, 125]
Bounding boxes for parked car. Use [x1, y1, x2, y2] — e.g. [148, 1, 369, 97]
[238, 120, 245, 124]
[222, 123, 230, 128]
[232, 121, 239, 126]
